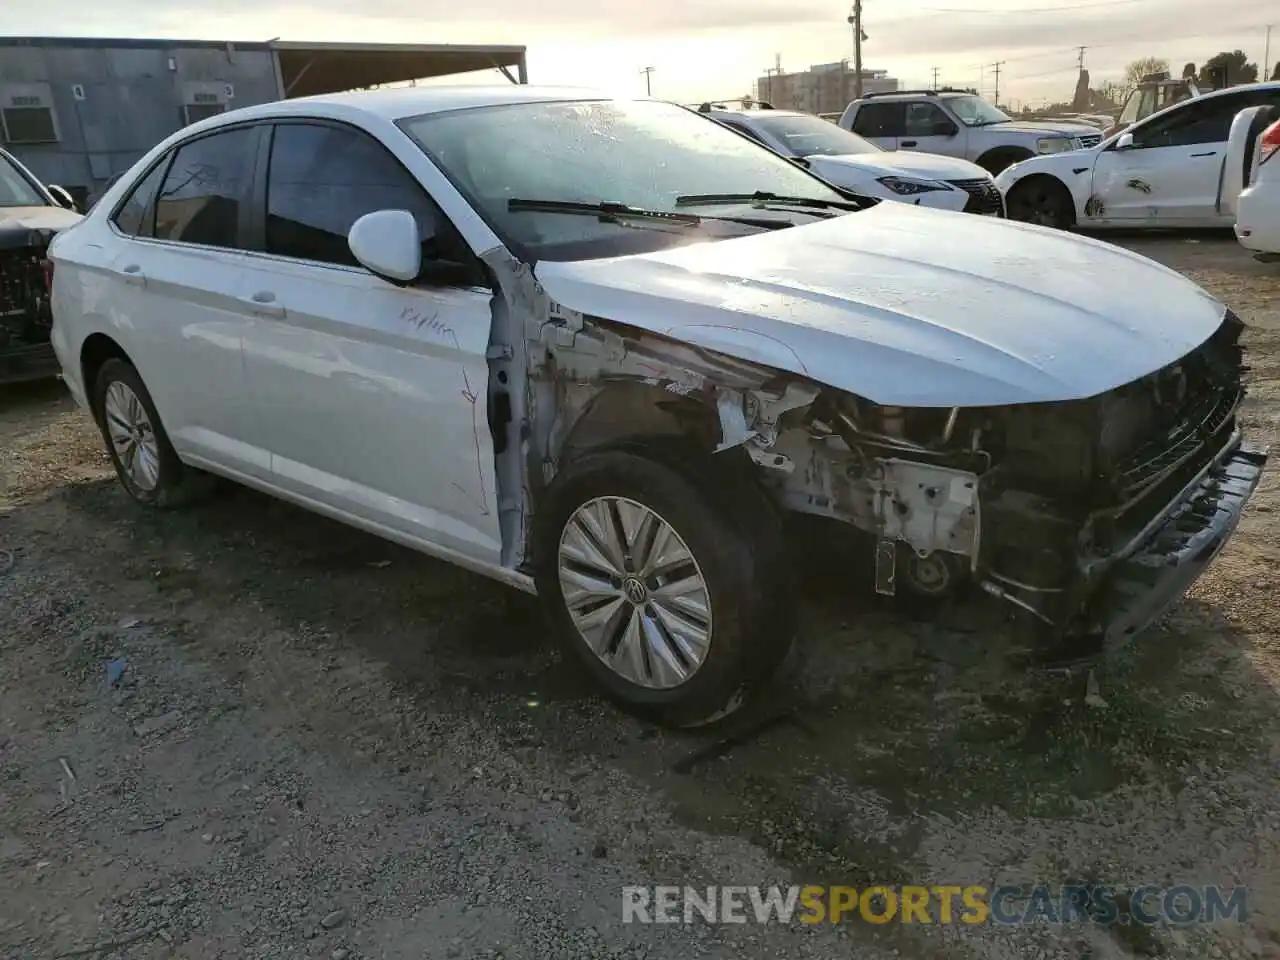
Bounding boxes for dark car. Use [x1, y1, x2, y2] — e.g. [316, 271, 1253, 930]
[1, 147, 82, 385]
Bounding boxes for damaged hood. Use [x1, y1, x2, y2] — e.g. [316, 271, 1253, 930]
[533, 202, 1226, 407]
[0, 205, 82, 248]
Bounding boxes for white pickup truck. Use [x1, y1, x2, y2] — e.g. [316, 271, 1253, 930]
[838, 89, 1103, 174]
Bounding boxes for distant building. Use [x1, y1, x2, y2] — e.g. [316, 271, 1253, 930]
[755, 62, 899, 114]
[0, 36, 528, 206]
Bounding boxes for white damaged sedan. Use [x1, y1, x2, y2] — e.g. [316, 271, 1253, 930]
[48, 88, 1266, 726]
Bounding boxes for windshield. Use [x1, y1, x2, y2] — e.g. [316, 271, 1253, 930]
[946, 95, 1012, 127]
[0, 153, 46, 207]
[749, 114, 882, 157]
[399, 99, 850, 261]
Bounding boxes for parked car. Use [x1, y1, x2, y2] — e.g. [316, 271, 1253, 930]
[1, 146, 82, 384]
[699, 105, 1004, 215]
[995, 81, 1280, 230]
[1230, 115, 1280, 260]
[837, 89, 1103, 174]
[49, 88, 1265, 726]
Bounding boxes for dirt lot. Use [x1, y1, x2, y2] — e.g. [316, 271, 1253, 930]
[2, 233, 1279, 960]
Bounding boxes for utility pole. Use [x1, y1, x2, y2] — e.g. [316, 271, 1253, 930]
[931, 66, 940, 89]
[991, 60, 1006, 106]
[640, 66, 655, 96]
[763, 66, 776, 103]
[848, 1, 864, 100]
[1265, 25, 1272, 80]
[1077, 46, 1087, 71]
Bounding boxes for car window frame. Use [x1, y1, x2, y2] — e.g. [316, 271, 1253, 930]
[106, 120, 267, 252]
[903, 101, 953, 137]
[249, 117, 486, 287]
[1126, 91, 1253, 150]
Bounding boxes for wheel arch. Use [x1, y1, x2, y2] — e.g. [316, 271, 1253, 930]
[80, 333, 133, 419]
[976, 145, 1035, 175]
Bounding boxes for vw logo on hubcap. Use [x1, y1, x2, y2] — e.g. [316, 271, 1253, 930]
[622, 577, 648, 605]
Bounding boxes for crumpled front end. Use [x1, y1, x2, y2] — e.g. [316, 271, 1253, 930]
[747, 307, 1265, 655]
[0, 228, 57, 385]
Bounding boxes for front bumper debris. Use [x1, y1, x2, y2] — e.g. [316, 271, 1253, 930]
[1096, 436, 1267, 647]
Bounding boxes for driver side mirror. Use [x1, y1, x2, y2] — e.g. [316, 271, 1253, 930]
[47, 184, 78, 212]
[931, 120, 958, 137]
[1114, 132, 1136, 151]
[348, 209, 423, 285]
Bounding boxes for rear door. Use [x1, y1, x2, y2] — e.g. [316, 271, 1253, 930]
[849, 102, 904, 150]
[102, 124, 268, 477]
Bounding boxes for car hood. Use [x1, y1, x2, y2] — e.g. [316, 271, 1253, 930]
[983, 120, 1099, 137]
[0, 205, 81, 249]
[806, 150, 990, 182]
[533, 202, 1225, 408]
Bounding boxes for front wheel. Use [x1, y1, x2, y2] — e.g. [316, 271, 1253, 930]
[1006, 176, 1075, 230]
[533, 446, 793, 728]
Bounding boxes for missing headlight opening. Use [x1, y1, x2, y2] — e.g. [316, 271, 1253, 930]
[529, 295, 1262, 662]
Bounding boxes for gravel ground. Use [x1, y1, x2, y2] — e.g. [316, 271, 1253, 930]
[2, 233, 1279, 960]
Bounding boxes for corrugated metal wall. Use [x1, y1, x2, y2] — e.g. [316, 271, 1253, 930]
[0, 41, 281, 201]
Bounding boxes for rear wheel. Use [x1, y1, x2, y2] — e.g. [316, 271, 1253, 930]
[92, 358, 211, 507]
[1006, 176, 1075, 230]
[533, 445, 793, 728]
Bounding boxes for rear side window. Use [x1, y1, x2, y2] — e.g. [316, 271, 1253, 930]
[265, 122, 455, 267]
[111, 159, 169, 238]
[154, 127, 256, 248]
[851, 102, 905, 137]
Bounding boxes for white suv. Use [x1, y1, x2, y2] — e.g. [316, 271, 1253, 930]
[838, 90, 1102, 174]
[47, 88, 1266, 726]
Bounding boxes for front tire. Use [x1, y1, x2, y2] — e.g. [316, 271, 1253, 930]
[1006, 176, 1075, 230]
[92, 358, 209, 507]
[533, 445, 793, 728]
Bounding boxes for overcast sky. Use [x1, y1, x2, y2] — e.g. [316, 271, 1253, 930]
[8, 0, 1277, 107]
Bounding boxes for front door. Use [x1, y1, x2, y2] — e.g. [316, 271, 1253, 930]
[235, 119, 503, 566]
[900, 101, 963, 157]
[1091, 92, 1250, 223]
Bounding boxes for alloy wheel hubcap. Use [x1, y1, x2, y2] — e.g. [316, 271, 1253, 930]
[103, 381, 161, 492]
[557, 496, 712, 690]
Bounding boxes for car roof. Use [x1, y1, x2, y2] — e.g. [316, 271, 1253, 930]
[704, 109, 808, 121]
[212, 84, 616, 125]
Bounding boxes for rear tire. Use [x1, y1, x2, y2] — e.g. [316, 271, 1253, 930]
[533, 443, 794, 728]
[1006, 176, 1075, 230]
[92, 358, 212, 508]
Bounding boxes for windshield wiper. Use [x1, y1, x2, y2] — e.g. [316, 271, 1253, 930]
[674, 190, 864, 211]
[508, 198, 701, 226]
[506, 198, 794, 231]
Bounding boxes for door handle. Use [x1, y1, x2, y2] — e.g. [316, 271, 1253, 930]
[119, 264, 145, 286]
[242, 291, 285, 318]
[901, 140, 918, 147]
[1190, 151, 1217, 157]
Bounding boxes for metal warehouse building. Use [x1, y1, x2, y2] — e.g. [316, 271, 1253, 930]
[0, 36, 529, 206]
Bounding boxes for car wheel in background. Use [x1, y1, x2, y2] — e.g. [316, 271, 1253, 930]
[92, 357, 211, 507]
[533, 443, 794, 728]
[1006, 176, 1075, 230]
